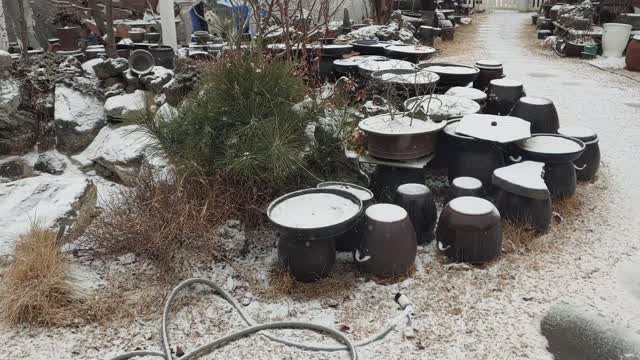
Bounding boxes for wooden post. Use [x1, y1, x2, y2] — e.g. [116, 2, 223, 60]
[158, 0, 178, 48]
[16, 0, 28, 58]
[105, 0, 116, 58]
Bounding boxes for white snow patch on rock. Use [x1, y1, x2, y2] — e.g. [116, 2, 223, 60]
[81, 58, 104, 77]
[0, 79, 21, 113]
[0, 175, 96, 255]
[55, 85, 105, 132]
[104, 90, 148, 121]
[72, 124, 150, 168]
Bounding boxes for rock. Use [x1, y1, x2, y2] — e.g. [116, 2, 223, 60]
[0, 175, 97, 255]
[93, 58, 129, 80]
[140, 66, 174, 92]
[72, 124, 153, 185]
[104, 90, 148, 121]
[0, 79, 21, 113]
[0, 110, 37, 155]
[55, 85, 106, 153]
[59, 57, 83, 76]
[116, 253, 136, 265]
[226, 219, 241, 228]
[124, 70, 141, 93]
[82, 58, 104, 77]
[34, 152, 67, 175]
[154, 102, 178, 124]
[104, 83, 126, 98]
[0, 50, 11, 68]
[104, 77, 125, 88]
[0, 158, 32, 182]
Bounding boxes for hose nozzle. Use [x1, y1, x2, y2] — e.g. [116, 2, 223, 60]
[394, 293, 413, 310]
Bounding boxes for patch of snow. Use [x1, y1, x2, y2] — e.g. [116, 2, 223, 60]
[104, 90, 148, 121]
[0, 175, 95, 255]
[518, 135, 583, 154]
[445, 87, 488, 102]
[558, 125, 596, 140]
[455, 114, 531, 143]
[587, 56, 627, 70]
[490, 78, 523, 87]
[154, 102, 178, 123]
[385, 45, 436, 55]
[0, 79, 21, 113]
[81, 58, 104, 77]
[55, 85, 105, 132]
[405, 95, 481, 121]
[358, 59, 416, 74]
[448, 196, 495, 216]
[377, 70, 440, 85]
[366, 203, 407, 222]
[269, 193, 360, 229]
[72, 124, 151, 170]
[427, 65, 478, 75]
[493, 161, 547, 191]
[359, 114, 446, 135]
[397, 183, 428, 195]
[334, 55, 387, 67]
[452, 176, 482, 189]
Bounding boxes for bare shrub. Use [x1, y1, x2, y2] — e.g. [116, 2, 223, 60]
[0, 223, 79, 326]
[82, 168, 268, 276]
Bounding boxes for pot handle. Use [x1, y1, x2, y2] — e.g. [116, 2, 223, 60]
[509, 155, 522, 163]
[354, 249, 371, 263]
[574, 163, 587, 171]
[437, 241, 451, 251]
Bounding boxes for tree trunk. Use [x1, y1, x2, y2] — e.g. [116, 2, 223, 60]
[105, 0, 117, 58]
[88, 0, 107, 38]
[16, 0, 28, 58]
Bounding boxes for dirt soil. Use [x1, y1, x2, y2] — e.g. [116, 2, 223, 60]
[2, 10, 640, 360]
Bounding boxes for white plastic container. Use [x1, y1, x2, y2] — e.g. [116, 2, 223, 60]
[602, 23, 632, 58]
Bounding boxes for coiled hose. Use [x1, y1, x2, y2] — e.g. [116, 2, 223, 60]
[110, 278, 415, 360]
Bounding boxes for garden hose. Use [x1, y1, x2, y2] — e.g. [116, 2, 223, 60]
[110, 278, 415, 360]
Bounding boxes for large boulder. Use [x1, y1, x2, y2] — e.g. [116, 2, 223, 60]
[104, 90, 148, 121]
[140, 66, 174, 92]
[55, 85, 106, 153]
[82, 58, 104, 77]
[0, 175, 97, 255]
[0, 79, 21, 113]
[72, 124, 168, 184]
[34, 151, 68, 175]
[92, 58, 129, 80]
[0, 81, 38, 155]
[0, 157, 33, 183]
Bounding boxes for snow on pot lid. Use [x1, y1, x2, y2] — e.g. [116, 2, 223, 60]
[358, 113, 447, 135]
[426, 65, 479, 75]
[557, 126, 597, 142]
[452, 176, 482, 190]
[373, 69, 440, 85]
[517, 134, 584, 154]
[366, 203, 407, 222]
[358, 58, 416, 74]
[445, 87, 488, 102]
[492, 161, 550, 199]
[334, 55, 387, 67]
[397, 183, 429, 195]
[455, 114, 531, 143]
[475, 59, 503, 69]
[404, 94, 481, 121]
[490, 78, 523, 87]
[268, 189, 362, 230]
[352, 39, 393, 48]
[317, 182, 374, 202]
[448, 196, 495, 216]
[385, 45, 437, 55]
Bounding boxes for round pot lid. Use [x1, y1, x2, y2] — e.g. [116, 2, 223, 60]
[334, 55, 387, 67]
[358, 113, 447, 135]
[455, 114, 531, 143]
[557, 125, 597, 142]
[268, 188, 362, 231]
[317, 182, 374, 202]
[385, 45, 437, 55]
[490, 78, 523, 87]
[444, 120, 474, 139]
[633, 34, 640, 41]
[448, 196, 496, 216]
[518, 96, 553, 106]
[366, 203, 407, 222]
[404, 94, 481, 121]
[452, 176, 482, 190]
[352, 39, 392, 48]
[129, 49, 155, 75]
[372, 69, 440, 85]
[358, 58, 416, 73]
[475, 59, 503, 69]
[445, 87, 488, 102]
[420, 63, 480, 75]
[516, 134, 585, 162]
[397, 183, 429, 195]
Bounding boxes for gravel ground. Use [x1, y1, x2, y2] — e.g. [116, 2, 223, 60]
[2, 11, 640, 360]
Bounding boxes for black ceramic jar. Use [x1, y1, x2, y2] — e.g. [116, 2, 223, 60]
[510, 97, 560, 133]
[558, 126, 600, 181]
[394, 183, 438, 244]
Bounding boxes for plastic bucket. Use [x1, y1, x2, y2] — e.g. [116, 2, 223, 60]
[602, 23, 632, 57]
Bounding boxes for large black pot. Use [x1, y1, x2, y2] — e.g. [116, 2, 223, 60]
[473, 60, 504, 91]
[278, 235, 336, 282]
[436, 196, 503, 263]
[486, 78, 525, 115]
[333, 55, 387, 75]
[352, 40, 392, 55]
[510, 97, 560, 133]
[495, 190, 552, 233]
[444, 121, 505, 193]
[558, 126, 600, 181]
[149, 45, 176, 69]
[394, 183, 437, 244]
[417, 63, 480, 88]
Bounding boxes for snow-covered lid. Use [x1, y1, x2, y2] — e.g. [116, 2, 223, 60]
[448, 196, 495, 216]
[318, 182, 373, 201]
[490, 78, 523, 87]
[558, 125, 597, 141]
[445, 87, 488, 102]
[358, 59, 416, 73]
[404, 95, 481, 121]
[633, 34, 640, 41]
[475, 59, 503, 69]
[492, 161, 549, 199]
[385, 45, 437, 55]
[308, 43, 353, 50]
[426, 65, 479, 75]
[519, 96, 553, 106]
[452, 177, 482, 190]
[397, 183, 428, 195]
[453, 114, 531, 143]
[358, 114, 446, 135]
[443, 120, 473, 139]
[375, 70, 440, 85]
[518, 135, 583, 154]
[366, 203, 408, 222]
[269, 192, 360, 229]
[334, 55, 387, 67]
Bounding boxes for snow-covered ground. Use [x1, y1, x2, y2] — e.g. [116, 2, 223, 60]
[2, 11, 640, 360]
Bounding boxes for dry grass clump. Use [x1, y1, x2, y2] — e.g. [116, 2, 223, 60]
[82, 169, 268, 277]
[502, 222, 539, 254]
[0, 224, 79, 327]
[552, 192, 585, 222]
[265, 263, 357, 303]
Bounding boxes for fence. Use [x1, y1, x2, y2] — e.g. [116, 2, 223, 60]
[484, 0, 543, 10]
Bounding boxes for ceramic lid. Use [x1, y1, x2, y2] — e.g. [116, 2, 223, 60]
[445, 87, 488, 102]
[452, 177, 482, 190]
[519, 96, 553, 106]
[448, 196, 496, 216]
[373, 69, 440, 85]
[386, 45, 436, 54]
[492, 161, 550, 199]
[358, 114, 446, 135]
[269, 191, 361, 229]
[366, 203, 407, 222]
[490, 78, 523, 87]
[455, 114, 531, 143]
[397, 183, 429, 195]
[317, 182, 374, 202]
[518, 134, 583, 154]
[334, 55, 387, 67]
[358, 59, 416, 73]
[557, 125, 597, 142]
[633, 34, 640, 41]
[475, 59, 503, 69]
